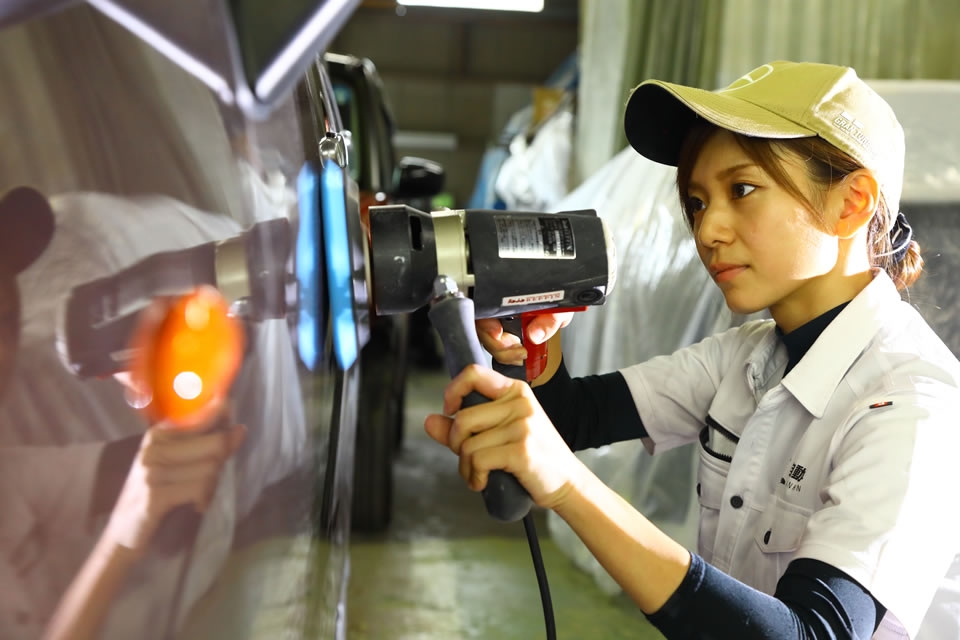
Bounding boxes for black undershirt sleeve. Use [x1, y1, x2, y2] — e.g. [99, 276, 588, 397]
[527, 357, 647, 451]
[648, 555, 887, 639]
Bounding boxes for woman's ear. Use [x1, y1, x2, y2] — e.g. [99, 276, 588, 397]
[834, 169, 879, 239]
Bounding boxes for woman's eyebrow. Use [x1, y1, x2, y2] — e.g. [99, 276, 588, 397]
[689, 162, 758, 193]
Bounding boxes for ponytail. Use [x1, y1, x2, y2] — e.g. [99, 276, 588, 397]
[869, 196, 923, 290]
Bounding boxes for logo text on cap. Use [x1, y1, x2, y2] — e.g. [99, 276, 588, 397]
[833, 110, 872, 151]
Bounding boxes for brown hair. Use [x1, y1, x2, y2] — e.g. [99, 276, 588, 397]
[676, 122, 923, 290]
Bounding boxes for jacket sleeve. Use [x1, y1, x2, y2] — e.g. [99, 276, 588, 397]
[618, 320, 767, 454]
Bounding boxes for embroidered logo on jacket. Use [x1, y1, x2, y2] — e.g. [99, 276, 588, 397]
[779, 463, 806, 492]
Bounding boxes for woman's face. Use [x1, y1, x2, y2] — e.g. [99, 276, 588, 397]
[687, 130, 844, 332]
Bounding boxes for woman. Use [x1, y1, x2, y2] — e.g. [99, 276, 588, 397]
[425, 61, 960, 638]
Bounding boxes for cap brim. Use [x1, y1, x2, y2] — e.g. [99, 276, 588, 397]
[624, 80, 817, 166]
[0, 187, 55, 274]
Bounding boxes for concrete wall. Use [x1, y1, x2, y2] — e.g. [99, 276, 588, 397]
[331, 3, 578, 206]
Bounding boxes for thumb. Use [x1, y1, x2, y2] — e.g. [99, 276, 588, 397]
[424, 414, 452, 446]
[525, 312, 574, 345]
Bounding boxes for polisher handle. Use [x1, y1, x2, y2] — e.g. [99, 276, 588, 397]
[428, 294, 534, 523]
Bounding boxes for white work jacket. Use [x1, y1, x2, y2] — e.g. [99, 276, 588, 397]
[620, 271, 960, 639]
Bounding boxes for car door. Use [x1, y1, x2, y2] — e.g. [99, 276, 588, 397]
[0, 10, 364, 639]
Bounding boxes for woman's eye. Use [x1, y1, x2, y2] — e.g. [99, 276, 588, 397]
[731, 183, 756, 199]
[685, 196, 705, 214]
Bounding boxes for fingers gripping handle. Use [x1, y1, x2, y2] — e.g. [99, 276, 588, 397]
[505, 308, 586, 382]
[498, 315, 548, 382]
[428, 294, 534, 523]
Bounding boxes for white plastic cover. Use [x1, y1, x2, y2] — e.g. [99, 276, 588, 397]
[494, 108, 574, 212]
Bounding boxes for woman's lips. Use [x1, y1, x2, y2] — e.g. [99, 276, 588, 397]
[711, 264, 747, 283]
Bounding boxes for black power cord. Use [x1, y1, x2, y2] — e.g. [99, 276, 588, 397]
[522, 512, 557, 640]
[428, 299, 558, 638]
[487, 316, 557, 639]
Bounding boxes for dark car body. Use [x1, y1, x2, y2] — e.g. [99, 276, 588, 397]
[0, 7, 368, 639]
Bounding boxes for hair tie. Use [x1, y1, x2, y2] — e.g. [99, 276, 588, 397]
[890, 211, 913, 264]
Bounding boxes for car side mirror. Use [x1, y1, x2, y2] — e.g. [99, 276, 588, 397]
[394, 157, 445, 199]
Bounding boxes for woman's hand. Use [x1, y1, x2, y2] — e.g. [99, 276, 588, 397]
[423, 364, 584, 510]
[102, 400, 246, 555]
[476, 312, 574, 366]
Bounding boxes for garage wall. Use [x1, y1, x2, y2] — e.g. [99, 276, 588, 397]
[331, 2, 578, 206]
[575, 0, 960, 189]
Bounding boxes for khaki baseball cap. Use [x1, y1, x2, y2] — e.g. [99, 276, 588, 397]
[624, 60, 905, 218]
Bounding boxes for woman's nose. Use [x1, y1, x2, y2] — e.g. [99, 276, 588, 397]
[696, 206, 734, 248]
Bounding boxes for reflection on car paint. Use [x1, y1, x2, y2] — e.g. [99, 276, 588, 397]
[0, 7, 358, 639]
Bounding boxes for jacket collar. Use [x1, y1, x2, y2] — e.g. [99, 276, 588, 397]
[748, 270, 900, 418]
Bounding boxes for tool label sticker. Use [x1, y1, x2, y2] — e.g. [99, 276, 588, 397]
[502, 290, 565, 307]
[494, 216, 575, 259]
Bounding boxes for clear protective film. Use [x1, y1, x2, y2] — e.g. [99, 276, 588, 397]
[0, 6, 358, 639]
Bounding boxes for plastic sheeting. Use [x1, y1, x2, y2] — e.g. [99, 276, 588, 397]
[468, 51, 578, 211]
[493, 107, 574, 212]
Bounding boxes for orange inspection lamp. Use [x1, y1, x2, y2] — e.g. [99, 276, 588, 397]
[130, 286, 245, 429]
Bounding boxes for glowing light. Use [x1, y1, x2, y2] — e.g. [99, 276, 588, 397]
[131, 286, 244, 428]
[173, 371, 203, 400]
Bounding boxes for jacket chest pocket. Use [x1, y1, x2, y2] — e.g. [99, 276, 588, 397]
[696, 424, 733, 563]
[752, 497, 812, 590]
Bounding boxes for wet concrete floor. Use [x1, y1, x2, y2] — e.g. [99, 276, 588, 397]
[346, 366, 664, 639]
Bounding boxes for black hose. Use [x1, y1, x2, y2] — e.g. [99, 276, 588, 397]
[522, 512, 556, 640]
